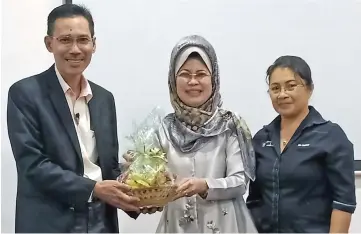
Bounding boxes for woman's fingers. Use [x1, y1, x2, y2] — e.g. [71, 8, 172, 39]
[123, 150, 136, 162]
[140, 206, 162, 214]
[176, 179, 190, 193]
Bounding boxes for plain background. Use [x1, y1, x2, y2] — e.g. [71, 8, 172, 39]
[1, 0, 360, 232]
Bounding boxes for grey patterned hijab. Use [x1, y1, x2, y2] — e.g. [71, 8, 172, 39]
[163, 35, 255, 181]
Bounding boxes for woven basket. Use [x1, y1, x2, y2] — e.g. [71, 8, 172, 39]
[131, 184, 177, 207]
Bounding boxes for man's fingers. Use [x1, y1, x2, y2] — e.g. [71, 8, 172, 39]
[127, 195, 141, 204]
[115, 191, 140, 212]
[118, 191, 140, 203]
[115, 182, 132, 192]
[124, 190, 141, 202]
[117, 201, 140, 212]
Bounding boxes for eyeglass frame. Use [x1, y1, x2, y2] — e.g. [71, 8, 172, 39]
[176, 70, 211, 82]
[267, 81, 306, 95]
[48, 35, 95, 47]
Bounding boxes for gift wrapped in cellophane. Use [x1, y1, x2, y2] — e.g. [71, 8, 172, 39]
[120, 107, 176, 207]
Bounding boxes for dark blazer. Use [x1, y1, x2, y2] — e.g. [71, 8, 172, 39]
[7, 65, 135, 233]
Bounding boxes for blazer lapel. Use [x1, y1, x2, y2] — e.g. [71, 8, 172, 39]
[87, 83, 105, 167]
[46, 65, 82, 163]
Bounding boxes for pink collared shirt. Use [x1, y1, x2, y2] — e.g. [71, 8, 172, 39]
[55, 65, 102, 187]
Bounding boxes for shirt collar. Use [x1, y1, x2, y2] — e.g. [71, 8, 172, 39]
[55, 64, 93, 102]
[264, 105, 328, 133]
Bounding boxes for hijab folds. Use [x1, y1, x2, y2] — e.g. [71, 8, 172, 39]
[163, 35, 255, 181]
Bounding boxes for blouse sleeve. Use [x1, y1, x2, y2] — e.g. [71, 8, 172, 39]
[204, 134, 248, 200]
[325, 124, 356, 213]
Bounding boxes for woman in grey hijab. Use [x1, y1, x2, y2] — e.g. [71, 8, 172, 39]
[151, 35, 258, 233]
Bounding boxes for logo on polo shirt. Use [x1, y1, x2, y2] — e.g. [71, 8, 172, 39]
[262, 141, 273, 147]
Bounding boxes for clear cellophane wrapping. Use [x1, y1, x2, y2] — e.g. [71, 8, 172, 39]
[119, 107, 176, 207]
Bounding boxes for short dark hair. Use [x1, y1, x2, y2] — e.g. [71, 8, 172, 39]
[47, 4, 94, 37]
[266, 55, 314, 89]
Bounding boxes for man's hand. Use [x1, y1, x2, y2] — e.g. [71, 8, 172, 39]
[93, 180, 140, 212]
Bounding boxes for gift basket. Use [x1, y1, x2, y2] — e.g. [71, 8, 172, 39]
[120, 107, 177, 207]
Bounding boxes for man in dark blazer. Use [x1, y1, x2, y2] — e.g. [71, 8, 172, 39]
[7, 4, 140, 233]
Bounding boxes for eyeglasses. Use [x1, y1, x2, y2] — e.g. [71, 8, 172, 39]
[50, 35, 94, 48]
[176, 71, 211, 82]
[268, 82, 305, 95]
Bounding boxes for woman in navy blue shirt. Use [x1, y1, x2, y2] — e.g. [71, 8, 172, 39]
[247, 55, 356, 233]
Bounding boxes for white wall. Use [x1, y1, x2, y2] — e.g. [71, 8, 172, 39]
[1, 0, 361, 233]
[72, 0, 361, 160]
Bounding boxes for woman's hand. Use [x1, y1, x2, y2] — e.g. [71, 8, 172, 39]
[139, 206, 164, 214]
[117, 151, 136, 183]
[122, 150, 136, 168]
[174, 178, 208, 199]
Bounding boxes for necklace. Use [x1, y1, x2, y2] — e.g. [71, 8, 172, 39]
[282, 140, 288, 146]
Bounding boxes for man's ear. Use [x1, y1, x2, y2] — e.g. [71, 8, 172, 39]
[44, 35, 53, 52]
[92, 37, 96, 53]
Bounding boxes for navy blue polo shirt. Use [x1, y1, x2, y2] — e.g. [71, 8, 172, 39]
[246, 106, 356, 233]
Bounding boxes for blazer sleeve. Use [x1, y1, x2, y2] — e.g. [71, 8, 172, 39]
[7, 84, 96, 209]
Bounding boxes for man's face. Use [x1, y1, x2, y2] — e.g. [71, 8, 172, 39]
[45, 16, 95, 78]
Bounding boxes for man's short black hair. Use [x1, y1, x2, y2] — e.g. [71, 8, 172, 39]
[47, 4, 94, 37]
